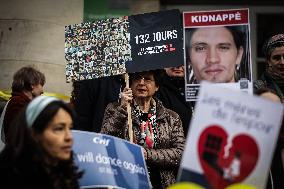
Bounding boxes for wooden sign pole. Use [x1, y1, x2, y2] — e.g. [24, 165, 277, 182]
[124, 73, 133, 143]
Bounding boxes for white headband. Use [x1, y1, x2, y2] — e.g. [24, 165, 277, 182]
[26, 96, 60, 128]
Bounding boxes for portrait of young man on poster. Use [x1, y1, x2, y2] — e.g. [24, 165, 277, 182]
[183, 9, 252, 101]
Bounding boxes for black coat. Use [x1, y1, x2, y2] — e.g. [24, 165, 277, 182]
[155, 75, 193, 136]
[0, 151, 54, 189]
[74, 75, 123, 132]
[266, 140, 284, 189]
[254, 72, 284, 101]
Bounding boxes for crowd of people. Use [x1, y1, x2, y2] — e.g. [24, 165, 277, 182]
[0, 30, 283, 188]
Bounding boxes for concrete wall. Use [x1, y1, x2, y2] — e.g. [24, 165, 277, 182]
[0, 0, 83, 96]
[0, 0, 161, 97]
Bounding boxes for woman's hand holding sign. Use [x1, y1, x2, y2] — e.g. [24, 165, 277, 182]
[120, 87, 133, 107]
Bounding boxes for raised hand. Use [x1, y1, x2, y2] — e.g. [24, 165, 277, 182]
[120, 87, 133, 107]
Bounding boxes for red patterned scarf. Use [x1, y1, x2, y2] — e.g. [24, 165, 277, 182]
[132, 99, 158, 149]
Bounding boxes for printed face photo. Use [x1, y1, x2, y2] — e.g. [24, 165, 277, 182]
[186, 26, 244, 83]
[183, 9, 252, 101]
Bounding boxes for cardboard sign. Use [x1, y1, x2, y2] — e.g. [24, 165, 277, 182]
[72, 131, 151, 189]
[183, 9, 253, 101]
[65, 9, 183, 82]
[177, 82, 284, 189]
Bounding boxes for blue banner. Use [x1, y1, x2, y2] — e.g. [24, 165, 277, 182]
[72, 131, 151, 189]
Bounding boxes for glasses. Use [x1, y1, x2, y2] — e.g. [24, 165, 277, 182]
[132, 75, 154, 84]
[271, 54, 284, 62]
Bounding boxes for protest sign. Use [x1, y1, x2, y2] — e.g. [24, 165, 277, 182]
[183, 8, 253, 101]
[72, 131, 150, 189]
[177, 82, 284, 189]
[65, 9, 183, 82]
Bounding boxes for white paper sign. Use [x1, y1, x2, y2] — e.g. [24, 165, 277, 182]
[178, 82, 284, 189]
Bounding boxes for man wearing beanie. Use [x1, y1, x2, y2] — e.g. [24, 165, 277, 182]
[254, 34, 284, 102]
[254, 34, 284, 189]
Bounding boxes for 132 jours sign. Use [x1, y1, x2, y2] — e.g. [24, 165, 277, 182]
[134, 30, 178, 44]
[127, 9, 183, 73]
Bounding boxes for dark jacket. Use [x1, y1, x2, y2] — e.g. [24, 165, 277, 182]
[74, 75, 122, 132]
[101, 99, 185, 189]
[0, 146, 81, 189]
[0, 157, 52, 188]
[3, 92, 31, 138]
[156, 75, 193, 136]
[254, 72, 284, 101]
[254, 72, 284, 188]
[266, 140, 284, 189]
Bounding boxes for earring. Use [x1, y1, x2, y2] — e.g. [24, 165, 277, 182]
[236, 64, 240, 70]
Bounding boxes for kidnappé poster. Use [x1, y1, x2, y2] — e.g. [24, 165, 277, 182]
[65, 9, 183, 82]
[183, 9, 252, 101]
[177, 82, 284, 189]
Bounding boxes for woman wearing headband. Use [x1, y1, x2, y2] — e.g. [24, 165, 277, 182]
[0, 96, 83, 189]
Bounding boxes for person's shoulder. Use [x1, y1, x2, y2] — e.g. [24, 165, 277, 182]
[0, 155, 21, 187]
[253, 73, 267, 90]
[9, 92, 30, 105]
[253, 79, 266, 91]
[164, 107, 180, 119]
[156, 99, 180, 118]
[0, 152, 52, 188]
[106, 100, 120, 109]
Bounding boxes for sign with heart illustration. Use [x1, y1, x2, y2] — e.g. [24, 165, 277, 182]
[177, 82, 284, 189]
[198, 126, 259, 189]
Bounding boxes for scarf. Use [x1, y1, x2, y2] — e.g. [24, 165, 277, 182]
[265, 69, 284, 101]
[267, 65, 284, 81]
[132, 99, 158, 149]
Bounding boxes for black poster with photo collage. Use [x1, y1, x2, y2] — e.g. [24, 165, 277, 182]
[65, 9, 183, 82]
